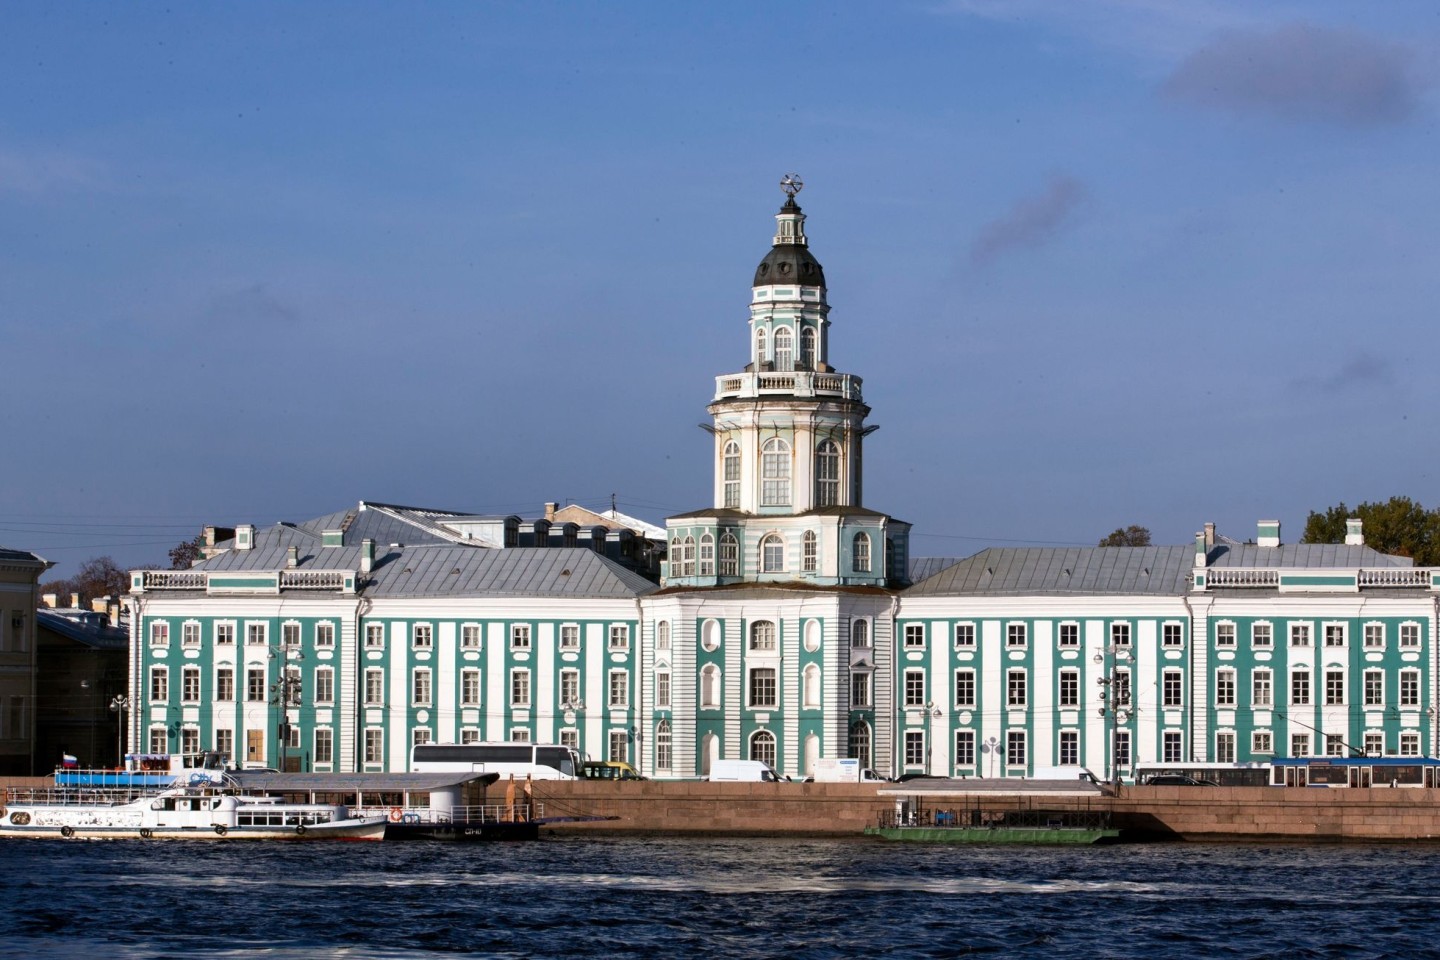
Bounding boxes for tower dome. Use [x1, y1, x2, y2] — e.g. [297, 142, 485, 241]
[753, 197, 827, 286]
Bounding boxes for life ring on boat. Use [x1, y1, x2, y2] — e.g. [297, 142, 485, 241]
[388, 807, 404, 822]
[214, 825, 227, 837]
[60, 826, 75, 839]
[139, 829, 153, 839]
[295, 823, 307, 836]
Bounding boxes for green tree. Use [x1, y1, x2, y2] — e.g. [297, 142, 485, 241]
[1099, 525, 1151, 547]
[1301, 496, 1440, 566]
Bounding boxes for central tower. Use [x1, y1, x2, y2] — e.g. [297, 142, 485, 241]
[665, 176, 909, 587]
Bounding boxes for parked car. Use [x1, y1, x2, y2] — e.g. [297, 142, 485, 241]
[582, 760, 647, 781]
[1145, 775, 1216, 786]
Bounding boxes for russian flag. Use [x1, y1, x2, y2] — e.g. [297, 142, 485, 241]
[61, 754, 78, 768]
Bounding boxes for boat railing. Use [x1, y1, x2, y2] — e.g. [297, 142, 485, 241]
[877, 807, 1112, 831]
[358, 803, 545, 824]
[6, 785, 158, 806]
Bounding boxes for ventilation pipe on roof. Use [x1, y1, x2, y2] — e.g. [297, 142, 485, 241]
[1257, 520, 1281, 548]
[286, 546, 299, 568]
[1204, 522, 1215, 548]
[1194, 533, 1208, 569]
[360, 539, 375, 574]
[1346, 518, 1364, 546]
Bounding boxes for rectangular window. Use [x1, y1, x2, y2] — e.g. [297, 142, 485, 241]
[1290, 623, 1310, 647]
[215, 728, 234, 760]
[1252, 670, 1272, 708]
[904, 624, 925, 649]
[1252, 623, 1272, 648]
[1364, 670, 1384, 707]
[366, 624, 385, 649]
[1401, 670, 1420, 707]
[1114, 730, 1131, 771]
[216, 622, 235, 646]
[1215, 670, 1235, 707]
[1006, 730, 1026, 768]
[954, 623, 976, 648]
[1401, 623, 1421, 648]
[247, 622, 267, 646]
[282, 622, 301, 649]
[510, 669, 531, 707]
[657, 671, 671, 709]
[1326, 734, 1344, 757]
[1006, 670, 1027, 709]
[1325, 671, 1344, 706]
[1401, 732, 1421, 757]
[608, 730, 628, 764]
[413, 623, 433, 649]
[955, 730, 975, 768]
[247, 668, 266, 702]
[364, 728, 383, 765]
[462, 624, 482, 650]
[1216, 731, 1236, 764]
[904, 731, 925, 768]
[413, 728, 432, 748]
[559, 624, 579, 650]
[149, 727, 167, 755]
[904, 670, 926, 709]
[315, 668, 334, 705]
[1007, 623, 1027, 648]
[1114, 670, 1131, 708]
[1252, 731, 1272, 754]
[1163, 731, 1182, 763]
[1216, 623, 1235, 648]
[1059, 730, 1079, 766]
[182, 622, 201, 647]
[181, 667, 200, 704]
[954, 669, 976, 708]
[751, 621, 777, 651]
[181, 727, 200, 755]
[1058, 623, 1079, 648]
[1364, 624, 1385, 649]
[1291, 733, 1310, 757]
[1111, 622, 1130, 648]
[315, 622, 335, 648]
[463, 728, 482, 746]
[1365, 733, 1384, 756]
[656, 622, 670, 651]
[1291, 670, 1310, 706]
[314, 729, 333, 765]
[1162, 671, 1182, 708]
[364, 668, 384, 705]
[609, 625, 629, 651]
[744, 668, 775, 709]
[511, 625, 531, 650]
[1163, 623, 1183, 648]
[609, 670, 628, 708]
[1324, 624, 1345, 647]
[150, 622, 169, 647]
[462, 668, 482, 706]
[851, 672, 871, 708]
[1058, 670, 1078, 708]
[216, 667, 235, 702]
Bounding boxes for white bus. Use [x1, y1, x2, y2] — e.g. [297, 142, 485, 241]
[411, 742, 584, 780]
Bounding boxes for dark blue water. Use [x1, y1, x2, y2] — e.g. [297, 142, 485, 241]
[1, 836, 1437, 958]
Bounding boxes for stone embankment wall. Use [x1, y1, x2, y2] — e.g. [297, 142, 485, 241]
[531, 781, 1440, 841]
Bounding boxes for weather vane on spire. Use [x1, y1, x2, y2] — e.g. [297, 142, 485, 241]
[780, 173, 804, 199]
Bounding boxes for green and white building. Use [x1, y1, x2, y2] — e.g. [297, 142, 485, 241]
[126, 182, 1440, 780]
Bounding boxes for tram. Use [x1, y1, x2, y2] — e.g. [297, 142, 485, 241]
[1270, 757, 1440, 788]
[1133, 762, 1271, 787]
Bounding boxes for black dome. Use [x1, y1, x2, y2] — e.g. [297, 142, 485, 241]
[753, 245, 825, 287]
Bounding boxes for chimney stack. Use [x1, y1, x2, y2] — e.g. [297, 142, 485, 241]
[286, 545, 299, 568]
[545, 502, 558, 521]
[1345, 518, 1365, 546]
[361, 538, 375, 573]
[1203, 522, 1215, 547]
[1257, 520, 1281, 548]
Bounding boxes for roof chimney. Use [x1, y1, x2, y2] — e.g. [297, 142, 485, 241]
[91, 596, 109, 614]
[1194, 532, 1208, 568]
[1345, 518, 1364, 546]
[361, 538, 375, 573]
[70, 593, 80, 609]
[1257, 520, 1280, 548]
[545, 502, 558, 521]
[286, 545, 299, 568]
[42, 593, 57, 609]
[1203, 522, 1215, 548]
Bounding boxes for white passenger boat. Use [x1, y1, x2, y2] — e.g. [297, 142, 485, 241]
[0, 784, 388, 841]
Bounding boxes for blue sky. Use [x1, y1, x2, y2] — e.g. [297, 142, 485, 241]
[4, 1, 1439, 580]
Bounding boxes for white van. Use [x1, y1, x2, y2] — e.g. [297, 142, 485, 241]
[810, 758, 887, 783]
[1029, 765, 1101, 784]
[707, 759, 785, 782]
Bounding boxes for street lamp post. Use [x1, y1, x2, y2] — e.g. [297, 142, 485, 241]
[109, 693, 131, 767]
[1095, 647, 1130, 783]
[269, 647, 304, 771]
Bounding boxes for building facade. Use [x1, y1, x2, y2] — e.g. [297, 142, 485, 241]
[125, 183, 1440, 780]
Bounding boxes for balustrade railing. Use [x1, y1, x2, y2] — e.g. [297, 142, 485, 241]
[713, 371, 863, 401]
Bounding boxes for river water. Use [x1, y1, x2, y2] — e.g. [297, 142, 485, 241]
[1, 836, 1436, 958]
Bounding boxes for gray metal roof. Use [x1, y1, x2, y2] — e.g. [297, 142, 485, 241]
[904, 547, 1195, 597]
[0, 546, 50, 569]
[1204, 543, 1413, 568]
[37, 609, 129, 650]
[228, 771, 498, 792]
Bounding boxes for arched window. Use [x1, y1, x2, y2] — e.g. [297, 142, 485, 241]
[750, 620, 777, 651]
[698, 533, 715, 576]
[853, 532, 871, 573]
[761, 534, 785, 573]
[761, 438, 791, 506]
[800, 327, 816, 370]
[656, 621, 670, 651]
[849, 721, 873, 769]
[719, 533, 740, 576]
[682, 536, 696, 577]
[655, 720, 672, 773]
[701, 664, 720, 707]
[815, 440, 840, 507]
[668, 538, 682, 578]
[750, 730, 777, 767]
[803, 663, 821, 707]
[755, 327, 768, 367]
[722, 441, 741, 508]
[802, 530, 817, 573]
[774, 326, 793, 371]
[851, 619, 870, 648]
